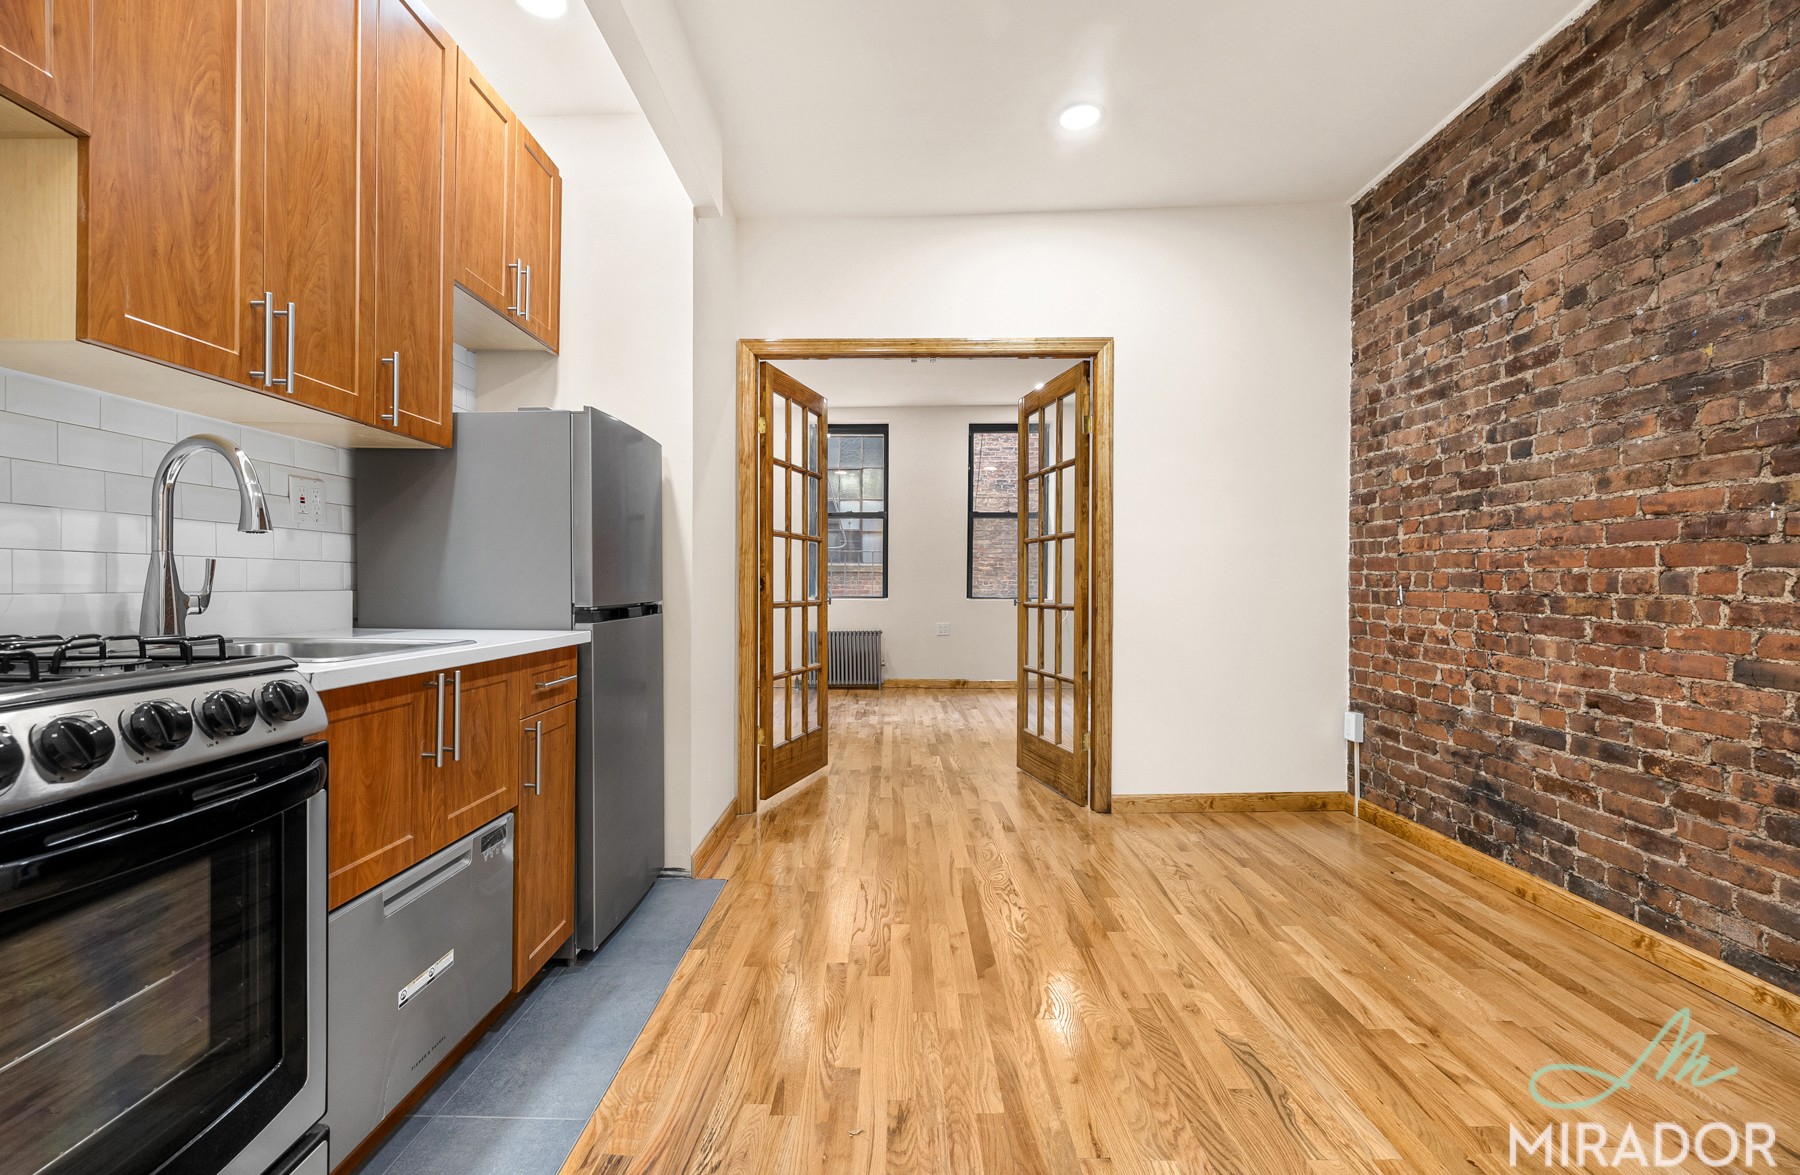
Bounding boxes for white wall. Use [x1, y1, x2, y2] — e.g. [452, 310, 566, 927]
[728, 205, 1352, 796]
[0, 369, 355, 637]
[473, 114, 699, 867]
[829, 404, 1016, 682]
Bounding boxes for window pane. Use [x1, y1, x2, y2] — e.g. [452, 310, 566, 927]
[828, 516, 885, 598]
[971, 430, 1017, 513]
[970, 516, 1017, 599]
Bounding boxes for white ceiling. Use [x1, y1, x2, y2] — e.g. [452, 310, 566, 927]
[429, 0, 638, 118]
[771, 358, 1080, 409]
[672, 0, 1591, 217]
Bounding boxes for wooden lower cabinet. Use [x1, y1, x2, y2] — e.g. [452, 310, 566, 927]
[318, 674, 433, 909]
[513, 700, 576, 989]
[321, 651, 579, 942]
[423, 658, 518, 846]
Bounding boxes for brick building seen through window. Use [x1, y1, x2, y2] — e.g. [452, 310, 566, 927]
[827, 425, 887, 598]
[969, 424, 1019, 599]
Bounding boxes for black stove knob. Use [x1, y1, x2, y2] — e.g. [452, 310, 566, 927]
[123, 699, 194, 754]
[33, 715, 117, 779]
[196, 689, 259, 739]
[257, 679, 311, 724]
[0, 728, 23, 790]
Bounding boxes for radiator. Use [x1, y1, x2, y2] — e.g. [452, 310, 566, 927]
[826, 629, 883, 688]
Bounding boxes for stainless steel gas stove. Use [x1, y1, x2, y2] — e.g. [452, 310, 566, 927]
[0, 633, 332, 1175]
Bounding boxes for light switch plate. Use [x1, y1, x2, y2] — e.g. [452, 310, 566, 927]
[291, 476, 328, 529]
[936, 622, 950, 636]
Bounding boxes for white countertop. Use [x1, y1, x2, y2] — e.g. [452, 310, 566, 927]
[277, 629, 588, 692]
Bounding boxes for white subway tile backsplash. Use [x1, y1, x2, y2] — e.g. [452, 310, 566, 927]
[6, 374, 101, 426]
[0, 504, 61, 550]
[291, 439, 338, 475]
[58, 422, 147, 474]
[100, 396, 179, 443]
[1, 368, 356, 635]
[0, 410, 58, 460]
[12, 461, 107, 511]
[61, 510, 149, 554]
[13, 550, 108, 594]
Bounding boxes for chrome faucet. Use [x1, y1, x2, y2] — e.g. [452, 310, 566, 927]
[140, 435, 273, 638]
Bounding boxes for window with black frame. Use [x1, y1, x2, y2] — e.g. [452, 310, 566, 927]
[827, 425, 888, 598]
[969, 423, 1021, 599]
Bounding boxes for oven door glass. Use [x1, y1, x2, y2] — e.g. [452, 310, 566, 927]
[0, 745, 322, 1175]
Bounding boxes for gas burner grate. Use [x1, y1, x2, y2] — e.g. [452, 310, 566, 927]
[0, 634, 232, 683]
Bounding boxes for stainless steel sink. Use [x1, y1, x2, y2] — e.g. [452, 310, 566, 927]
[225, 638, 475, 662]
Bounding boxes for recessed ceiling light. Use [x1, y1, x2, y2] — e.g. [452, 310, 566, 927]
[1058, 103, 1102, 132]
[516, 0, 568, 18]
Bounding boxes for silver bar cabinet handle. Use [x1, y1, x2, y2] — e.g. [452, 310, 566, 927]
[451, 669, 462, 762]
[282, 300, 297, 393]
[522, 264, 532, 320]
[380, 351, 400, 424]
[507, 260, 522, 315]
[423, 672, 445, 766]
[250, 293, 274, 386]
[534, 674, 578, 690]
[270, 302, 293, 392]
[528, 720, 543, 795]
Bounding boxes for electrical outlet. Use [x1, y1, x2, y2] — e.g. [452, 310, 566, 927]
[1344, 711, 1365, 744]
[291, 476, 329, 529]
[936, 622, 950, 637]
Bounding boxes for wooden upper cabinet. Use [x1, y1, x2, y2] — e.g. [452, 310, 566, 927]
[265, 0, 366, 420]
[0, 0, 91, 130]
[364, 0, 454, 446]
[450, 47, 560, 353]
[512, 123, 560, 350]
[84, 0, 266, 385]
[451, 51, 514, 313]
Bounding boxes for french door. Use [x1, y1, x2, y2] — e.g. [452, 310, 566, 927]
[1017, 363, 1089, 804]
[759, 365, 830, 800]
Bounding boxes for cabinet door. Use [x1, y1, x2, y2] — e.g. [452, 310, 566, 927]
[85, 0, 266, 385]
[426, 659, 518, 846]
[451, 51, 513, 314]
[364, 0, 453, 445]
[514, 700, 575, 989]
[0, 0, 91, 130]
[265, 0, 366, 419]
[511, 122, 559, 349]
[319, 675, 432, 909]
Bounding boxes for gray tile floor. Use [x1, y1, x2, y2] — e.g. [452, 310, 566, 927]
[351, 878, 726, 1175]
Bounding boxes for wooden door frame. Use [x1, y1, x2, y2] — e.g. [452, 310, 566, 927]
[735, 337, 1116, 815]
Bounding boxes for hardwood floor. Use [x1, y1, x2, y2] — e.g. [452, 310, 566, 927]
[562, 689, 1800, 1173]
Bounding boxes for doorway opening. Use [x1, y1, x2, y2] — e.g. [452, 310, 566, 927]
[734, 338, 1115, 815]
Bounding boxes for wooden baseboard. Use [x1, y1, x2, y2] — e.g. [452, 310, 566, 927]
[1113, 791, 1353, 814]
[691, 797, 744, 879]
[1356, 801, 1800, 1039]
[882, 678, 1015, 690]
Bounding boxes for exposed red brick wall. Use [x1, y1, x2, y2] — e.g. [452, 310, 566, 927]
[1350, 0, 1800, 993]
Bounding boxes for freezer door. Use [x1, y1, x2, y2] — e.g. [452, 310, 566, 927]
[357, 411, 576, 630]
[575, 611, 665, 949]
[573, 407, 663, 609]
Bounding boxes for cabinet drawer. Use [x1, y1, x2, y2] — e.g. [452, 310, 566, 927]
[515, 648, 579, 714]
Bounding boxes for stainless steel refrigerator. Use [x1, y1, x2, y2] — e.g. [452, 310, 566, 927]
[355, 407, 664, 951]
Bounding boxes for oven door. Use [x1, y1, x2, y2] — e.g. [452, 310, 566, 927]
[0, 741, 327, 1175]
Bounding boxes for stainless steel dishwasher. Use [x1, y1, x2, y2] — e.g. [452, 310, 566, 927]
[325, 815, 515, 1164]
